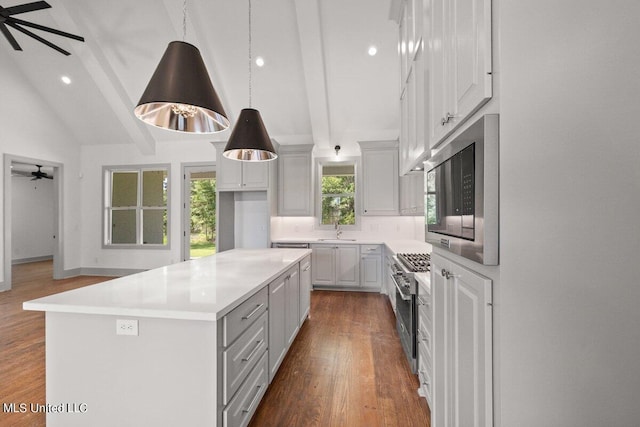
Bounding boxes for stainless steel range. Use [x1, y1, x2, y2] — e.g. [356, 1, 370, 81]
[391, 253, 430, 373]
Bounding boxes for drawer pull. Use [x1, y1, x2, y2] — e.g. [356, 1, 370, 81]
[242, 384, 263, 413]
[242, 303, 265, 320]
[242, 340, 264, 362]
[303, 265, 310, 272]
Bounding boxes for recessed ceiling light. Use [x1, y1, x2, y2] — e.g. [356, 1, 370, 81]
[61, 76, 72, 85]
[255, 56, 265, 67]
[368, 45, 378, 56]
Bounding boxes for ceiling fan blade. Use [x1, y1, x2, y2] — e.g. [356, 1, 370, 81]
[43, 175, 53, 179]
[8, 17, 84, 42]
[0, 22, 22, 50]
[2, 1, 51, 16]
[5, 21, 70, 55]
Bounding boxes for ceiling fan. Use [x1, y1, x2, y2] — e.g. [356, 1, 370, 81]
[0, 1, 84, 55]
[12, 165, 53, 180]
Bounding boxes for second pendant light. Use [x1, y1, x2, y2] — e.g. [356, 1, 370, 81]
[223, 0, 277, 161]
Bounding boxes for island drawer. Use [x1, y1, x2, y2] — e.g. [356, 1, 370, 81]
[222, 311, 268, 405]
[223, 286, 268, 347]
[223, 351, 268, 427]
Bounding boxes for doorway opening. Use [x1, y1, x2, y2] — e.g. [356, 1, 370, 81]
[182, 164, 216, 261]
[2, 154, 63, 292]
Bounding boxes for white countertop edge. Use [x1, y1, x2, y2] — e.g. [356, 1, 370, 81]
[23, 248, 313, 321]
[22, 302, 220, 322]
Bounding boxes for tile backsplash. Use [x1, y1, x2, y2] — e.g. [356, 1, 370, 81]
[271, 216, 425, 242]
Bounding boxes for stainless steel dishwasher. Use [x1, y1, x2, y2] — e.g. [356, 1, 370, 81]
[271, 242, 310, 249]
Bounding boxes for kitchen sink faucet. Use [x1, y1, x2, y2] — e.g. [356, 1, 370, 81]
[335, 222, 342, 239]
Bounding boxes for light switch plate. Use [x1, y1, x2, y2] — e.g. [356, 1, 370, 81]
[116, 319, 138, 336]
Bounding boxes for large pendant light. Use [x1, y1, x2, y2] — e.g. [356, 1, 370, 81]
[223, 0, 277, 161]
[134, 1, 229, 134]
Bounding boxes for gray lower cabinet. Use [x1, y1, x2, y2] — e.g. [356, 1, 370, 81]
[269, 263, 302, 383]
[311, 243, 384, 291]
[299, 255, 311, 323]
[360, 244, 382, 290]
[268, 272, 287, 382]
[222, 352, 269, 427]
[219, 257, 310, 427]
[311, 243, 360, 288]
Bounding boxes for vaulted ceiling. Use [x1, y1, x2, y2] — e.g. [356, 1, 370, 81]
[1, 0, 400, 155]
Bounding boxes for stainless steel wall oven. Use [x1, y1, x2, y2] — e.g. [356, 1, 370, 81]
[425, 114, 499, 265]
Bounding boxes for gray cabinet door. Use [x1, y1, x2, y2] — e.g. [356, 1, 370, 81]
[268, 274, 287, 382]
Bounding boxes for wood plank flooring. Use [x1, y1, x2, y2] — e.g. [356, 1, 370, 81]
[249, 291, 431, 427]
[0, 261, 111, 427]
[1, 262, 430, 427]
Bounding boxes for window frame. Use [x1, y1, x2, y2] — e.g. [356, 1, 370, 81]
[102, 164, 171, 249]
[314, 156, 361, 231]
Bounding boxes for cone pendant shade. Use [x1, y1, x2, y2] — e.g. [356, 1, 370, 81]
[134, 41, 230, 134]
[223, 108, 277, 161]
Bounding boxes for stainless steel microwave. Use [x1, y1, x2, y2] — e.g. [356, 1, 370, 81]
[424, 114, 499, 265]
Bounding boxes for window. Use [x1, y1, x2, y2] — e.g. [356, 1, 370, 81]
[426, 169, 437, 225]
[318, 161, 357, 226]
[104, 165, 169, 247]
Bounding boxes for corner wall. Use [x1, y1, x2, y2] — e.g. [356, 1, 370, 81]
[0, 55, 83, 289]
[499, 1, 640, 425]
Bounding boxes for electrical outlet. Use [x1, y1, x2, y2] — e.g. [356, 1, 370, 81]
[116, 319, 138, 336]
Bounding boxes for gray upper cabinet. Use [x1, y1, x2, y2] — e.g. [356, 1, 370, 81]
[277, 144, 313, 216]
[358, 140, 399, 216]
[212, 141, 272, 191]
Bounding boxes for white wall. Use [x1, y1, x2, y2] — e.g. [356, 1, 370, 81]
[11, 176, 55, 261]
[79, 141, 218, 270]
[498, 1, 640, 425]
[0, 55, 83, 288]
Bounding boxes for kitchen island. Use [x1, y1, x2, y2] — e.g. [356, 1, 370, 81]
[23, 248, 311, 427]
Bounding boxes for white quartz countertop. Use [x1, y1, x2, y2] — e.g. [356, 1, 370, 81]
[23, 248, 311, 322]
[383, 240, 432, 255]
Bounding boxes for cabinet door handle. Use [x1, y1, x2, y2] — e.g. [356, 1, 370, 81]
[441, 269, 457, 279]
[242, 303, 265, 320]
[242, 339, 264, 362]
[441, 112, 454, 126]
[242, 384, 263, 413]
[303, 265, 310, 272]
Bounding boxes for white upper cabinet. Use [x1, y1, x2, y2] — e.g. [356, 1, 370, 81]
[212, 142, 271, 191]
[428, 0, 492, 149]
[358, 140, 399, 216]
[398, 0, 430, 175]
[400, 171, 424, 216]
[277, 144, 313, 216]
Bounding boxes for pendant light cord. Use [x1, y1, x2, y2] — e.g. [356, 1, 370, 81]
[248, 0, 252, 108]
[182, 0, 187, 41]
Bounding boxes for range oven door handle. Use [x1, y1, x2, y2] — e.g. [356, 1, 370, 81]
[392, 274, 412, 301]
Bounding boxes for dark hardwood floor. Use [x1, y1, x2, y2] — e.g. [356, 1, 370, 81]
[0, 262, 430, 427]
[0, 261, 111, 427]
[249, 291, 431, 427]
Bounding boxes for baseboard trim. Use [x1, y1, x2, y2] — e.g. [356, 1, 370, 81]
[12, 255, 53, 265]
